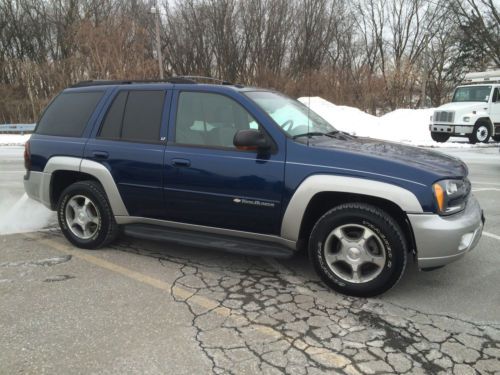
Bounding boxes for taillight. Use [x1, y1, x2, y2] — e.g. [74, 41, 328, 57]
[24, 140, 31, 170]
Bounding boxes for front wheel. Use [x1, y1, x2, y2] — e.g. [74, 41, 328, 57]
[431, 132, 451, 143]
[469, 122, 491, 144]
[309, 203, 407, 297]
[57, 180, 118, 249]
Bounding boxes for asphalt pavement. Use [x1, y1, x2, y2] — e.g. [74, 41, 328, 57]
[1, 144, 499, 374]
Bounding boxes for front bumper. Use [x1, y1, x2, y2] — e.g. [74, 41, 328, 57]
[429, 124, 474, 135]
[24, 170, 52, 209]
[408, 195, 484, 268]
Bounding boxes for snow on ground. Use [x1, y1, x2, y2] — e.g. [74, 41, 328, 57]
[299, 96, 495, 148]
[0, 134, 31, 146]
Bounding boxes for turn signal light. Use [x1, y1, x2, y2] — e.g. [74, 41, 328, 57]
[433, 183, 444, 212]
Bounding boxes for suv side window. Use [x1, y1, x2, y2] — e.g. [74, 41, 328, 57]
[99, 90, 165, 142]
[99, 91, 127, 139]
[36, 91, 104, 137]
[175, 92, 258, 148]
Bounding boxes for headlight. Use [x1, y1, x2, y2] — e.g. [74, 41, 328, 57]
[463, 116, 471, 122]
[432, 179, 470, 215]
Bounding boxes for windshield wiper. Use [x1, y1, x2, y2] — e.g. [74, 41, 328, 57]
[325, 130, 340, 136]
[292, 132, 328, 139]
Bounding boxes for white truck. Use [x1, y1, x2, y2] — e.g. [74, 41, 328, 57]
[429, 70, 500, 144]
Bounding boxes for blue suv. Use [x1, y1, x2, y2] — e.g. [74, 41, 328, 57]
[24, 78, 484, 296]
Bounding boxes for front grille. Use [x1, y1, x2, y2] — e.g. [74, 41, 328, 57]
[433, 111, 455, 123]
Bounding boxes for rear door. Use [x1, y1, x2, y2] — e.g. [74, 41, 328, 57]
[163, 89, 286, 235]
[85, 88, 170, 219]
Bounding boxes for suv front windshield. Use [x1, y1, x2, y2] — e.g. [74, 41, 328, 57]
[245, 91, 336, 138]
[452, 85, 492, 103]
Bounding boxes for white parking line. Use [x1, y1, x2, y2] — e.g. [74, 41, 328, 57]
[472, 188, 500, 192]
[1, 170, 25, 173]
[484, 231, 500, 241]
[472, 181, 500, 186]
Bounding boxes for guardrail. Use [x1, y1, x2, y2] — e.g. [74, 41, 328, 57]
[0, 124, 36, 134]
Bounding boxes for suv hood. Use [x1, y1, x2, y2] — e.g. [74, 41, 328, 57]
[310, 134, 468, 178]
[436, 102, 487, 112]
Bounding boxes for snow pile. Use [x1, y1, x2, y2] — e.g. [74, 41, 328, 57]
[378, 108, 436, 146]
[298, 97, 488, 147]
[0, 134, 31, 146]
[0, 193, 55, 235]
[298, 97, 378, 137]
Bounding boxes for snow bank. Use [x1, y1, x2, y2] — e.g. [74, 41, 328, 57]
[298, 97, 378, 137]
[378, 108, 436, 146]
[298, 97, 493, 147]
[0, 134, 31, 146]
[0, 193, 55, 235]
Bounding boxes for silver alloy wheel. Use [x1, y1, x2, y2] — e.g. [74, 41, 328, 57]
[65, 195, 100, 240]
[476, 125, 489, 142]
[323, 224, 386, 284]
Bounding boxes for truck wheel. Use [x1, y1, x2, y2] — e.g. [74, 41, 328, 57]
[57, 180, 118, 249]
[430, 132, 450, 143]
[469, 122, 491, 144]
[308, 203, 407, 297]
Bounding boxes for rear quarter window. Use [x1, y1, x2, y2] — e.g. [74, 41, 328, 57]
[36, 91, 104, 137]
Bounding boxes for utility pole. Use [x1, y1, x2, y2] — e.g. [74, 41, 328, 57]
[420, 35, 429, 109]
[153, 1, 164, 80]
[420, 3, 430, 109]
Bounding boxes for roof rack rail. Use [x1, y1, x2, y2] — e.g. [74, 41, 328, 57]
[69, 77, 198, 88]
[174, 75, 233, 85]
[70, 80, 132, 87]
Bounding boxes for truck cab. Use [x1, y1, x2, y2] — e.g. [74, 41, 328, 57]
[430, 71, 500, 144]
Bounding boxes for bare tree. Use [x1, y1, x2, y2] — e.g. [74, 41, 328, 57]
[448, 0, 500, 66]
[0, 0, 498, 123]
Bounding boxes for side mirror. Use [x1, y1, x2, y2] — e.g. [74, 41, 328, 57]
[233, 129, 270, 151]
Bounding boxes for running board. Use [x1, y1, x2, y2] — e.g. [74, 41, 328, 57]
[122, 224, 296, 259]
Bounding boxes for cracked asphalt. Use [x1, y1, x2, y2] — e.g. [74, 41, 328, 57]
[1, 145, 500, 374]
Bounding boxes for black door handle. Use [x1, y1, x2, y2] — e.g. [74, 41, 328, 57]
[171, 158, 191, 167]
[92, 151, 109, 159]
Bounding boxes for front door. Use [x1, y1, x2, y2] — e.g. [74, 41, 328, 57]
[163, 90, 285, 235]
[490, 87, 500, 132]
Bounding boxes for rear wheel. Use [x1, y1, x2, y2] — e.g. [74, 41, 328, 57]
[431, 132, 451, 143]
[308, 203, 407, 297]
[57, 180, 118, 249]
[469, 122, 491, 144]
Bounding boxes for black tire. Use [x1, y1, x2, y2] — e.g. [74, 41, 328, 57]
[469, 122, 491, 144]
[308, 203, 407, 297]
[430, 132, 451, 143]
[493, 135, 500, 143]
[57, 180, 118, 249]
